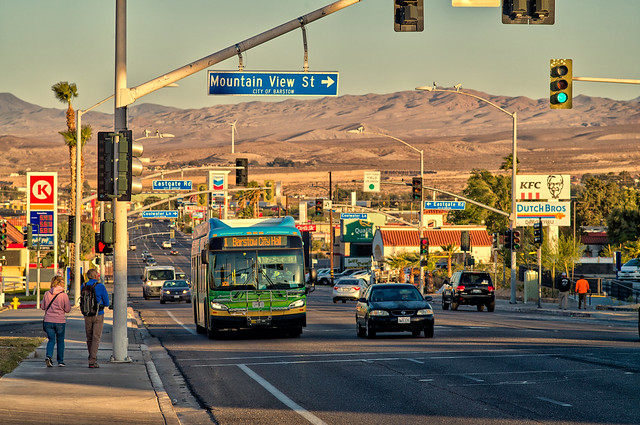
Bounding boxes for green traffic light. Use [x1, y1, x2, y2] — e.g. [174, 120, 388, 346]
[556, 92, 567, 103]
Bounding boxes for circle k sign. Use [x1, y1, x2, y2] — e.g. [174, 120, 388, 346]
[29, 174, 55, 205]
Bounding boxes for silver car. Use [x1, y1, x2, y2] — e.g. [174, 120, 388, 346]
[332, 278, 369, 303]
[619, 259, 640, 280]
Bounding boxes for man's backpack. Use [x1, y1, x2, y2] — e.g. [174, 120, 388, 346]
[80, 283, 99, 317]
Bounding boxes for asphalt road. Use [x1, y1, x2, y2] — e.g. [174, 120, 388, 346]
[127, 233, 640, 425]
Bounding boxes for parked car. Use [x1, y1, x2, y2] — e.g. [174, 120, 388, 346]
[160, 280, 191, 304]
[618, 259, 640, 280]
[332, 278, 369, 303]
[441, 271, 495, 312]
[356, 283, 434, 338]
[317, 268, 340, 285]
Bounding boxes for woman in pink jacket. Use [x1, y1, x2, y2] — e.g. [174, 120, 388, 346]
[41, 275, 71, 367]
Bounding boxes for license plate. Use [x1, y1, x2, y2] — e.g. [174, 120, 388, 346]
[252, 301, 265, 308]
[472, 289, 482, 293]
[340, 288, 350, 292]
[173, 295, 180, 299]
[398, 316, 410, 324]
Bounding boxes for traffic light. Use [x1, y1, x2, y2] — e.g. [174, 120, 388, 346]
[197, 183, 208, 207]
[236, 158, 248, 186]
[315, 199, 323, 216]
[502, 0, 555, 25]
[95, 233, 113, 255]
[512, 230, 521, 250]
[97, 132, 115, 201]
[412, 177, 422, 200]
[67, 215, 75, 243]
[0, 220, 7, 251]
[419, 237, 429, 256]
[394, 0, 424, 32]
[264, 180, 275, 204]
[100, 220, 115, 245]
[116, 130, 143, 201]
[492, 232, 499, 249]
[504, 229, 512, 250]
[550, 59, 572, 109]
[533, 219, 543, 245]
[23, 223, 33, 249]
[460, 231, 471, 252]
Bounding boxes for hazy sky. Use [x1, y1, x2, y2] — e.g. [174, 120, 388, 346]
[1, 0, 638, 113]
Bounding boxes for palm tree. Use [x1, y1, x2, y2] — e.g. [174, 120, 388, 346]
[59, 126, 93, 205]
[384, 253, 412, 283]
[235, 181, 262, 218]
[438, 244, 459, 278]
[51, 81, 78, 132]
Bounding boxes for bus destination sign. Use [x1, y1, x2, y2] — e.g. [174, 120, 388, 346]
[224, 235, 286, 248]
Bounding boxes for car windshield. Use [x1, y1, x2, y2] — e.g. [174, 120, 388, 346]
[148, 270, 174, 280]
[338, 279, 362, 286]
[623, 259, 640, 267]
[370, 287, 422, 302]
[163, 280, 189, 288]
[460, 273, 492, 285]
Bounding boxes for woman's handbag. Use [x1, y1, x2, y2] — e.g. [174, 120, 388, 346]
[42, 292, 61, 332]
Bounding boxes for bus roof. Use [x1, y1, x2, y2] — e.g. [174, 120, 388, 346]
[193, 216, 301, 240]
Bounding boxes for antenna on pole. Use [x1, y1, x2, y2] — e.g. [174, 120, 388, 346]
[229, 120, 238, 154]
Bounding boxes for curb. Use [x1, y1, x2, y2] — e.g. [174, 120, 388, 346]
[128, 306, 182, 425]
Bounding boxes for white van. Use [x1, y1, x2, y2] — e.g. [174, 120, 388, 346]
[142, 265, 176, 299]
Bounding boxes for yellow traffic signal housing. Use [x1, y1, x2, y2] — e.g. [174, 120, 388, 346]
[550, 59, 572, 109]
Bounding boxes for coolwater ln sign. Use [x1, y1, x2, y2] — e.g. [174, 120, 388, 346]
[424, 201, 466, 210]
[517, 174, 570, 200]
[340, 213, 368, 220]
[141, 210, 179, 219]
[516, 202, 571, 226]
[207, 71, 339, 96]
[152, 180, 192, 190]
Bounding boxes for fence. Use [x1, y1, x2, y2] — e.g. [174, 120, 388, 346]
[1, 276, 27, 293]
[603, 279, 640, 304]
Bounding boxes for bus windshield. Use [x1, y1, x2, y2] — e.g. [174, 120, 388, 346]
[208, 249, 304, 291]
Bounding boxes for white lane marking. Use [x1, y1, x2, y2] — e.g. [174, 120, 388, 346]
[406, 358, 424, 364]
[419, 379, 434, 382]
[166, 310, 196, 335]
[238, 364, 327, 425]
[537, 396, 572, 407]
[462, 375, 485, 382]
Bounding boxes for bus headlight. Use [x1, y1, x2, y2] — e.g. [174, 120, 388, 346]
[210, 301, 228, 311]
[288, 299, 305, 309]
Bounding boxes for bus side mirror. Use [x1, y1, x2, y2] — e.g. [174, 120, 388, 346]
[201, 249, 208, 265]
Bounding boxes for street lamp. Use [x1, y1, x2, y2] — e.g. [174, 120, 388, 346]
[416, 84, 519, 304]
[347, 126, 425, 294]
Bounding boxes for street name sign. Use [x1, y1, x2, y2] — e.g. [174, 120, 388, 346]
[424, 201, 466, 210]
[207, 71, 339, 97]
[152, 180, 192, 191]
[516, 201, 571, 226]
[340, 213, 368, 220]
[141, 210, 179, 219]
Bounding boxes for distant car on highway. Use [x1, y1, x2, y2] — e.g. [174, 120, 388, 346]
[141, 250, 149, 260]
[618, 258, 640, 280]
[161, 241, 172, 249]
[160, 280, 191, 304]
[170, 249, 179, 255]
[332, 278, 369, 303]
[146, 256, 157, 266]
[356, 283, 434, 338]
[129, 244, 136, 251]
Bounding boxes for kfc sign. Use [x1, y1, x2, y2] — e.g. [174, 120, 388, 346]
[516, 174, 570, 200]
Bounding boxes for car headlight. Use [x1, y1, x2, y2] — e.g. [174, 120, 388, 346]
[210, 302, 228, 311]
[164, 290, 171, 294]
[370, 310, 389, 316]
[288, 299, 305, 309]
[182, 290, 188, 294]
[417, 308, 433, 316]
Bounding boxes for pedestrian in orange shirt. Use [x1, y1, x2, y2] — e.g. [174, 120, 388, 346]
[575, 275, 590, 310]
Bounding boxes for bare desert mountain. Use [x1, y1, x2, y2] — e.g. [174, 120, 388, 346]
[1, 90, 639, 195]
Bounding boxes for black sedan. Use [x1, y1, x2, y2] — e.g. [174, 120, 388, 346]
[160, 280, 192, 304]
[356, 284, 434, 338]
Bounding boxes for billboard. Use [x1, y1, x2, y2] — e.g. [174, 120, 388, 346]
[516, 174, 570, 200]
[515, 201, 571, 226]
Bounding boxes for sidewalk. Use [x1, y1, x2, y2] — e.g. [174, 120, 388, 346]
[0, 305, 180, 425]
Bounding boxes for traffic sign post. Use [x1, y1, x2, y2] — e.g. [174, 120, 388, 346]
[141, 210, 179, 219]
[152, 180, 192, 191]
[424, 201, 466, 210]
[208, 71, 339, 97]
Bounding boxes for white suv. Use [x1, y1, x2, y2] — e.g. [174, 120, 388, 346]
[161, 241, 172, 249]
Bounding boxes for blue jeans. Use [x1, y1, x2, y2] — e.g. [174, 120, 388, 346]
[43, 322, 66, 364]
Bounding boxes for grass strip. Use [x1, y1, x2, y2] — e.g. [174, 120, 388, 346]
[0, 336, 44, 377]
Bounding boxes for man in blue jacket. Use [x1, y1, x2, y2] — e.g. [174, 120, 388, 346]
[82, 269, 109, 368]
